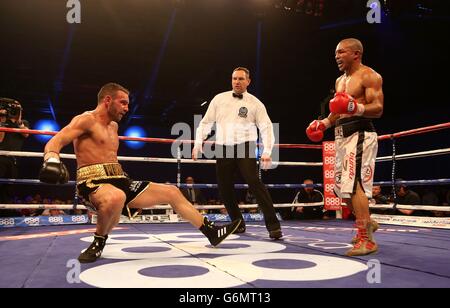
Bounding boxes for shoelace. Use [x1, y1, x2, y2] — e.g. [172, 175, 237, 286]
[351, 223, 364, 241]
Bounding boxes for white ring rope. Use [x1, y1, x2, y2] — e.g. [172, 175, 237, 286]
[376, 148, 450, 162]
[0, 150, 322, 167]
[0, 203, 322, 211]
[2, 203, 450, 212]
[370, 204, 450, 212]
[1, 148, 448, 167]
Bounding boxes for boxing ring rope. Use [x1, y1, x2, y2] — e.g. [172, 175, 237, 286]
[1, 121, 448, 173]
[376, 122, 450, 199]
[1, 121, 448, 159]
[377, 122, 450, 141]
[1, 178, 450, 188]
[1, 122, 450, 228]
[0, 151, 324, 167]
[0, 202, 324, 211]
[2, 202, 450, 212]
[376, 148, 450, 162]
[2, 122, 449, 142]
[0, 122, 449, 190]
[0, 127, 322, 149]
[1, 148, 449, 165]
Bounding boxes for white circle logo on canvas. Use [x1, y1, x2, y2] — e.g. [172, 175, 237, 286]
[209, 253, 367, 281]
[78, 232, 368, 288]
[80, 258, 254, 288]
[155, 232, 239, 242]
[174, 240, 286, 255]
[99, 243, 188, 260]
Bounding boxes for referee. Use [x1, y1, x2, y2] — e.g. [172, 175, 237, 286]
[192, 67, 282, 239]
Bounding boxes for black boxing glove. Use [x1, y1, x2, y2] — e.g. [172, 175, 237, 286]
[39, 157, 70, 184]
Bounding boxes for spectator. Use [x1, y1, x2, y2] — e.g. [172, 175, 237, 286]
[372, 185, 389, 204]
[370, 185, 391, 214]
[0, 98, 29, 216]
[244, 190, 260, 213]
[244, 189, 257, 204]
[395, 180, 421, 216]
[181, 176, 206, 205]
[290, 179, 324, 220]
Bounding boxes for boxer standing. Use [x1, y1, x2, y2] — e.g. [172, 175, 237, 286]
[306, 39, 384, 256]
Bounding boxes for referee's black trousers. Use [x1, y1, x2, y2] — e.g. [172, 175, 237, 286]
[215, 143, 280, 231]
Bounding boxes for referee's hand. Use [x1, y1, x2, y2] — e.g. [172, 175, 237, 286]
[260, 154, 272, 170]
[192, 146, 202, 161]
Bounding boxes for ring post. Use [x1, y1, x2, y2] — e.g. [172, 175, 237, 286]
[390, 135, 397, 208]
[176, 144, 181, 188]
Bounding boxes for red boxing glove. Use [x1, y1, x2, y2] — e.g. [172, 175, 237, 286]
[329, 92, 365, 116]
[306, 119, 330, 142]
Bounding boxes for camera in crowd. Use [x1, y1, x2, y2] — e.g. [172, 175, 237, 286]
[0, 98, 22, 119]
[0, 97, 22, 127]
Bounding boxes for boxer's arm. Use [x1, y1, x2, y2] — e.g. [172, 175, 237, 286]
[327, 75, 341, 125]
[44, 113, 93, 160]
[328, 76, 349, 122]
[362, 72, 384, 118]
[325, 113, 340, 126]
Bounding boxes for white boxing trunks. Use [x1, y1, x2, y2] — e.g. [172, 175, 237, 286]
[333, 117, 378, 199]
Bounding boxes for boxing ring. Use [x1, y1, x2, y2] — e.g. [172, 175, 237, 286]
[0, 122, 449, 288]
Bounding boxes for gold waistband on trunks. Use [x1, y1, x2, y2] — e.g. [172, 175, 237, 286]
[76, 163, 126, 184]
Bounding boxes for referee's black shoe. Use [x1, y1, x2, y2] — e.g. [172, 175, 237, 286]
[269, 229, 283, 240]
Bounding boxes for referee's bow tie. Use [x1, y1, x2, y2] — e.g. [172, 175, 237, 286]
[232, 93, 243, 99]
